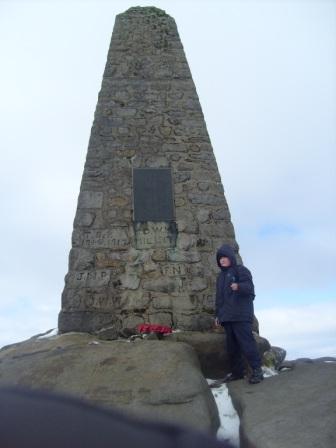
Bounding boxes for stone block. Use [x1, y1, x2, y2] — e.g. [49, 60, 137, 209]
[74, 211, 96, 227]
[122, 314, 145, 329]
[188, 193, 223, 206]
[119, 272, 140, 290]
[72, 229, 129, 250]
[150, 295, 172, 310]
[152, 249, 166, 262]
[143, 277, 182, 294]
[95, 253, 125, 274]
[119, 291, 150, 311]
[176, 233, 196, 251]
[160, 263, 187, 277]
[196, 209, 210, 224]
[148, 312, 172, 326]
[134, 222, 177, 249]
[212, 207, 230, 220]
[188, 277, 208, 292]
[172, 295, 198, 312]
[174, 172, 191, 183]
[176, 209, 198, 234]
[195, 237, 213, 252]
[69, 249, 95, 270]
[173, 313, 214, 332]
[65, 270, 111, 288]
[199, 222, 227, 238]
[167, 250, 201, 263]
[58, 311, 119, 333]
[78, 191, 104, 208]
[201, 293, 216, 312]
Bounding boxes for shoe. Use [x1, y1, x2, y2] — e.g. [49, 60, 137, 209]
[209, 372, 244, 388]
[249, 368, 264, 384]
[223, 372, 245, 382]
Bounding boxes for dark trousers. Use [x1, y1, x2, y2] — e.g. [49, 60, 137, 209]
[222, 322, 261, 374]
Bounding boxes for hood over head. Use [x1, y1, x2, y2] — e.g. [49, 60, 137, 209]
[216, 244, 237, 269]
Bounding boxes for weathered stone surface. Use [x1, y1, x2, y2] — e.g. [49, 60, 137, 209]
[176, 209, 199, 233]
[189, 277, 208, 292]
[134, 222, 177, 249]
[143, 277, 182, 294]
[165, 331, 271, 378]
[61, 288, 116, 312]
[119, 291, 150, 311]
[74, 211, 96, 227]
[72, 229, 129, 250]
[148, 312, 172, 326]
[58, 311, 120, 333]
[78, 191, 104, 209]
[167, 250, 201, 263]
[262, 346, 286, 369]
[0, 333, 220, 433]
[152, 249, 166, 262]
[69, 248, 95, 270]
[65, 270, 111, 288]
[228, 361, 336, 448]
[119, 272, 141, 290]
[59, 7, 241, 334]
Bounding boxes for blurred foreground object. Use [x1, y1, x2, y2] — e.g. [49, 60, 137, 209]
[0, 387, 233, 448]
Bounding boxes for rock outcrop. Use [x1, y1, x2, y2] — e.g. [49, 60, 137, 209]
[0, 333, 219, 433]
[228, 359, 336, 448]
[164, 330, 270, 378]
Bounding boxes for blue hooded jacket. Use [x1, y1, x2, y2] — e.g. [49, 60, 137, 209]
[215, 244, 255, 323]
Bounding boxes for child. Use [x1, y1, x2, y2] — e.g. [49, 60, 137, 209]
[215, 244, 263, 384]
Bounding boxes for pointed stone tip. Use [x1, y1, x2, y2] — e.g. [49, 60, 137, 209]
[122, 6, 169, 17]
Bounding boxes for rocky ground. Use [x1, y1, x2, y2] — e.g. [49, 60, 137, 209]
[1, 330, 334, 447]
[0, 332, 219, 433]
[228, 359, 336, 448]
[163, 329, 270, 378]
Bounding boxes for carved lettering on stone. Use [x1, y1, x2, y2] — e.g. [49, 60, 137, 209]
[134, 222, 177, 249]
[62, 289, 116, 311]
[66, 270, 111, 288]
[161, 264, 187, 277]
[72, 229, 129, 250]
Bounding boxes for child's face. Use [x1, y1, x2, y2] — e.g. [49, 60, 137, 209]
[219, 256, 231, 267]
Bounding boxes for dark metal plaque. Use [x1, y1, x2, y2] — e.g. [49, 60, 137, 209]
[133, 168, 174, 222]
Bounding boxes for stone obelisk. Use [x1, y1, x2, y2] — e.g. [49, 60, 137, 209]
[58, 7, 240, 335]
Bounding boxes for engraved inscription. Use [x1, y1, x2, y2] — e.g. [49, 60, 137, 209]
[161, 264, 187, 277]
[64, 290, 117, 311]
[201, 293, 215, 310]
[196, 237, 213, 252]
[134, 222, 177, 249]
[160, 263, 204, 277]
[66, 270, 111, 288]
[72, 229, 129, 250]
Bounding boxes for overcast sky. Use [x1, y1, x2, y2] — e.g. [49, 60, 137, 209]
[1, 0, 335, 359]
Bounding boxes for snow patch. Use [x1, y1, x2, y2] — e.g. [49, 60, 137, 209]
[208, 380, 240, 447]
[262, 366, 278, 378]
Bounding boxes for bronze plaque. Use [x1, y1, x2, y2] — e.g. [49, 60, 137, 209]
[133, 168, 174, 222]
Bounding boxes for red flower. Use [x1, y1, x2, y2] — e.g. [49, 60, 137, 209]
[137, 324, 172, 335]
